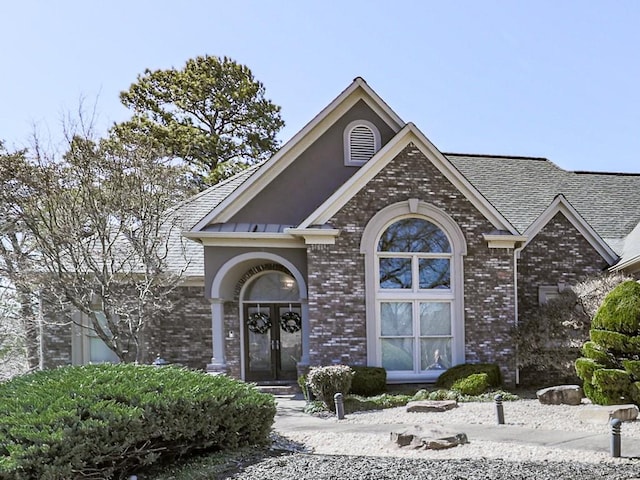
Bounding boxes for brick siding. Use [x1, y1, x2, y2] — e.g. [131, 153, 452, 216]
[306, 144, 519, 385]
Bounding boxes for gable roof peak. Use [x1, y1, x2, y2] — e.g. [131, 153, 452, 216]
[188, 77, 405, 231]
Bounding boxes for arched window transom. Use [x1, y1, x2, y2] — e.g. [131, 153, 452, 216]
[377, 218, 451, 290]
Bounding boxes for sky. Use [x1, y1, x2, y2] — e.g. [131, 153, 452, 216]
[1, 1, 639, 173]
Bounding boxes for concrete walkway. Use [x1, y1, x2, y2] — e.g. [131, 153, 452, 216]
[273, 395, 640, 459]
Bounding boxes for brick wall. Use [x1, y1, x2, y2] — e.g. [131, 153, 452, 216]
[41, 285, 212, 370]
[306, 144, 519, 385]
[517, 211, 610, 385]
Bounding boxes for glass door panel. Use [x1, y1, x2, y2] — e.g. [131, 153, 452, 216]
[278, 305, 302, 380]
[245, 305, 274, 381]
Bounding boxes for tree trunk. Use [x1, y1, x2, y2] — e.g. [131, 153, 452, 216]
[17, 285, 40, 370]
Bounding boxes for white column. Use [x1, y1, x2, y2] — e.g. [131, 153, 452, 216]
[207, 298, 227, 372]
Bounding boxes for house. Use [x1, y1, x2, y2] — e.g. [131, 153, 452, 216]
[43, 78, 640, 386]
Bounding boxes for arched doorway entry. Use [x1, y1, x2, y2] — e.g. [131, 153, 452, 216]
[241, 271, 302, 381]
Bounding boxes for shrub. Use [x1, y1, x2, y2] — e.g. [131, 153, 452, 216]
[343, 393, 410, 413]
[581, 341, 614, 366]
[411, 388, 519, 403]
[435, 363, 501, 389]
[452, 373, 489, 395]
[576, 280, 640, 405]
[589, 329, 631, 353]
[0, 364, 275, 479]
[592, 368, 631, 396]
[349, 366, 386, 397]
[574, 357, 604, 383]
[623, 360, 640, 380]
[591, 281, 640, 334]
[307, 365, 354, 411]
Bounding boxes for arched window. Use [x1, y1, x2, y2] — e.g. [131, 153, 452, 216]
[344, 120, 381, 166]
[361, 201, 467, 382]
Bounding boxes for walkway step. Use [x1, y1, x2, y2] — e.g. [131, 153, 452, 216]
[256, 384, 297, 395]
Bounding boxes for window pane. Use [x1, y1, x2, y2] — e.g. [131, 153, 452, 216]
[419, 259, 450, 289]
[380, 302, 413, 336]
[245, 272, 299, 301]
[420, 303, 451, 336]
[381, 338, 414, 370]
[378, 218, 451, 253]
[421, 338, 452, 371]
[90, 338, 119, 364]
[379, 258, 411, 289]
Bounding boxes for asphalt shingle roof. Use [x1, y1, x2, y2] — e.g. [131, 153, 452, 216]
[175, 153, 639, 274]
[447, 154, 640, 256]
[166, 165, 260, 275]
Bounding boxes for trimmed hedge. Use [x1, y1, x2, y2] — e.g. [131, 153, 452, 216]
[591, 281, 640, 334]
[0, 364, 275, 479]
[576, 280, 640, 405]
[307, 365, 354, 411]
[435, 363, 501, 389]
[452, 373, 489, 396]
[349, 366, 387, 397]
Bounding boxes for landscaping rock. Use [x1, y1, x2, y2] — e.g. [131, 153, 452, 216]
[577, 404, 639, 424]
[406, 400, 458, 412]
[391, 426, 468, 450]
[536, 385, 583, 405]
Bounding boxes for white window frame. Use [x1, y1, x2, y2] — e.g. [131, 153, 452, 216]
[360, 200, 467, 383]
[343, 119, 381, 166]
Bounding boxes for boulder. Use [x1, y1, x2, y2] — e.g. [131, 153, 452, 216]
[577, 404, 639, 424]
[406, 400, 458, 413]
[536, 385, 583, 405]
[391, 426, 468, 450]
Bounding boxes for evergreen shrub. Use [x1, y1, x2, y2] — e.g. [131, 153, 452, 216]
[435, 363, 501, 389]
[349, 366, 386, 397]
[0, 364, 275, 479]
[307, 365, 354, 411]
[576, 280, 640, 405]
[451, 373, 489, 395]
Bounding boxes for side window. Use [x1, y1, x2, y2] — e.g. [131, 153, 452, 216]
[344, 120, 381, 166]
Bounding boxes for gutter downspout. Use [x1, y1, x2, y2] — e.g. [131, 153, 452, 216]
[513, 242, 525, 386]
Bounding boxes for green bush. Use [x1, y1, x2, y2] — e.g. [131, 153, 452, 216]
[0, 364, 275, 479]
[349, 366, 386, 397]
[343, 393, 410, 413]
[581, 341, 614, 366]
[306, 365, 354, 411]
[435, 363, 501, 389]
[589, 329, 631, 353]
[451, 373, 489, 395]
[576, 280, 640, 406]
[591, 281, 640, 334]
[592, 369, 631, 395]
[575, 357, 604, 383]
[622, 360, 640, 380]
[411, 388, 519, 403]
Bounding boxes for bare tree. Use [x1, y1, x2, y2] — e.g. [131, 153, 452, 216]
[0, 142, 41, 370]
[2, 132, 195, 363]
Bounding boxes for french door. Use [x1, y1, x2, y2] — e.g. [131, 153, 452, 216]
[244, 303, 302, 381]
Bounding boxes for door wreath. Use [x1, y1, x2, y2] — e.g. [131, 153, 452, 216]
[247, 312, 271, 334]
[279, 311, 302, 334]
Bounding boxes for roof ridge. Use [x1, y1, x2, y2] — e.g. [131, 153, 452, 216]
[444, 152, 549, 161]
[573, 170, 640, 177]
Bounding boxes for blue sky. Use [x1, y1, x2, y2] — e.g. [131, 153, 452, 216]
[1, 1, 639, 173]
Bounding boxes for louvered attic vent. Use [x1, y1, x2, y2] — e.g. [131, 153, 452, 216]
[344, 121, 381, 166]
[350, 125, 376, 163]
